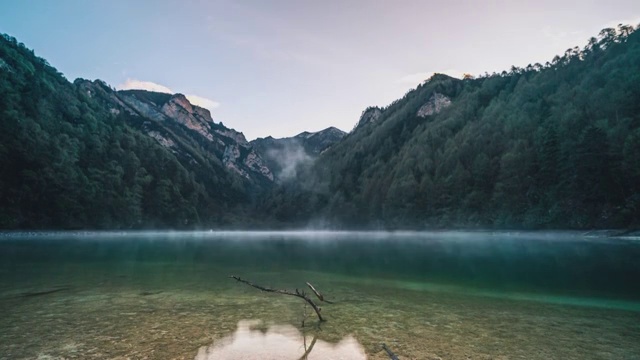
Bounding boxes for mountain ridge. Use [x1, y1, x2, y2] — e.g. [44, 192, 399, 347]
[261, 24, 640, 229]
[1, 25, 640, 229]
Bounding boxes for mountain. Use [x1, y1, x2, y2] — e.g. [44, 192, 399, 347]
[250, 127, 346, 181]
[2, 25, 639, 230]
[263, 24, 640, 230]
[0, 34, 277, 229]
[94, 86, 273, 184]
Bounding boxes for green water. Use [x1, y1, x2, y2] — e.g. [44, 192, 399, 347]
[0, 231, 639, 359]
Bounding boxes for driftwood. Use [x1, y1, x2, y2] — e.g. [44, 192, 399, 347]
[306, 282, 334, 304]
[230, 276, 325, 322]
[382, 343, 400, 360]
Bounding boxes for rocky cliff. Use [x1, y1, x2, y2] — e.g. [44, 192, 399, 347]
[353, 107, 383, 130]
[416, 92, 451, 117]
[78, 83, 274, 184]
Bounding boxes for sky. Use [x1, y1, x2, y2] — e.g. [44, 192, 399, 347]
[1, 0, 639, 140]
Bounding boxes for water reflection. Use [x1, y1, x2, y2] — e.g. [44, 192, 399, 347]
[194, 320, 367, 360]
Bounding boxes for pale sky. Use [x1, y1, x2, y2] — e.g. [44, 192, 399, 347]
[1, 0, 639, 140]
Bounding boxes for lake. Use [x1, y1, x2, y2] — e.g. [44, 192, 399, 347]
[0, 231, 639, 359]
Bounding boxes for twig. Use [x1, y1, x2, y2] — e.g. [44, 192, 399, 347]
[306, 282, 335, 304]
[230, 276, 325, 322]
[382, 343, 400, 360]
[302, 302, 308, 328]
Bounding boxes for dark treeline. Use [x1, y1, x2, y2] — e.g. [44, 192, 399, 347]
[0, 34, 252, 229]
[261, 24, 640, 230]
[1, 25, 640, 230]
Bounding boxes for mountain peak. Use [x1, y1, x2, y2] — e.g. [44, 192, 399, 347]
[167, 93, 193, 113]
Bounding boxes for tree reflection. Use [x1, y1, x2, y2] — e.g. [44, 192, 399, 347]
[194, 320, 366, 360]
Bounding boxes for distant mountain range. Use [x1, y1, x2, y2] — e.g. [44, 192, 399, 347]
[1, 24, 639, 230]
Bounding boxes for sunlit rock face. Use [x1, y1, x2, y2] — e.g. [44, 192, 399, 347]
[160, 94, 215, 141]
[195, 320, 367, 360]
[215, 127, 250, 147]
[77, 83, 275, 185]
[416, 93, 451, 117]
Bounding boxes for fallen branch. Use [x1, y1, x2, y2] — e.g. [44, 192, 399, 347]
[230, 276, 325, 322]
[382, 343, 400, 360]
[306, 282, 335, 304]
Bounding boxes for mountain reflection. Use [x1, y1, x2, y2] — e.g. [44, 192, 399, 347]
[194, 320, 366, 360]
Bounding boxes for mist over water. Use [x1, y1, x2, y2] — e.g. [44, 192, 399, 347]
[1, 231, 639, 359]
[2, 230, 639, 304]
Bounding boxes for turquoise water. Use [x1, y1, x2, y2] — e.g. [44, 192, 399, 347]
[0, 231, 639, 359]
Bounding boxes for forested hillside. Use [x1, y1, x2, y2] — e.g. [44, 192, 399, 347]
[2, 25, 639, 230]
[0, 34, 260, 229]
[263, 25, 640, 229]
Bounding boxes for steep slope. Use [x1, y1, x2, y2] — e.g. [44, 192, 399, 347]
[0, 34, 266, 229]
[113, 88, 273, 183]
[251, 127, 345, 181]
[264, 25, 640, 229]
[2, 25, 639, 230]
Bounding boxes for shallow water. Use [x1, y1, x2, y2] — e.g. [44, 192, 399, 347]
[0, 231, 639, 359]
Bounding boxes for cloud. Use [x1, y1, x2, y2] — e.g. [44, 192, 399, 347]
[118, 79, 173, 93]
[397, 69, 465, 84]
[117, 78, 220, 110]
[184, 94, 220, 110]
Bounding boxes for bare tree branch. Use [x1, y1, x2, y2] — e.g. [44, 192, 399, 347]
[382, 343, 400, 360]
[230, 275, 325, 322]
[306, 282, 335, 304]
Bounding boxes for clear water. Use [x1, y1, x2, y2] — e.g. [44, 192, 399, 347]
[0, 231, 639, 359]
